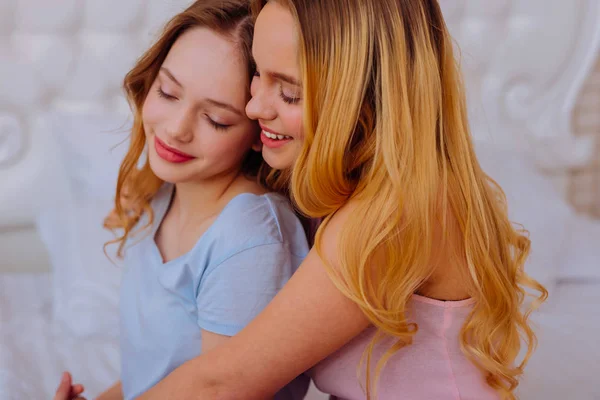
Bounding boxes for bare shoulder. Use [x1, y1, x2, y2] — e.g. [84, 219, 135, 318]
[314, 200, 360, 263]
[328, 199, 471, 302]
[418, 264, 471, 301]
[418, 211, 471, 301]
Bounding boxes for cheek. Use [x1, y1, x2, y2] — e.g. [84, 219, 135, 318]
[203, 128, 257, 161]
[141, 93, 163, 131]
[281, 108, 304, 139]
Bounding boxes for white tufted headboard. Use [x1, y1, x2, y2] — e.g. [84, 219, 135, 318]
[0, 0, 194, 228]
[0, 0, 599, 230]
[440, 0, 600, 172]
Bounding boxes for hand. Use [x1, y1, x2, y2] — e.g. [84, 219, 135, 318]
[54, 371, 86, 400]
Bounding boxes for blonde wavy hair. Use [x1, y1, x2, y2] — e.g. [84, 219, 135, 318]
[104, 0, 289, 256]
[252, 0, 547, 398]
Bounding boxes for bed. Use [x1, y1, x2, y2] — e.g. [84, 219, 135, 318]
[0, 0, 599, 399]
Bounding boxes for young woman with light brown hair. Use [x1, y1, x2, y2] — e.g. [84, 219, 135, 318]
[53, 1, 309, 399]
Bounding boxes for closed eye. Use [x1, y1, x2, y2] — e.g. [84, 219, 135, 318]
[279, 85, 301, 104]
[157, 87, 177, 101]
[208, 117, 231, 131]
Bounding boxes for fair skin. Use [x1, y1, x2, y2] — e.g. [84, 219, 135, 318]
[245, 3, 303, 170]
[56, 3, 469, 400]
[54, 26, 263, 400]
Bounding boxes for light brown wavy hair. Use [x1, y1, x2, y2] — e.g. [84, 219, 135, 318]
[252, 0, 547, 398]
[105, 0, 289, 257]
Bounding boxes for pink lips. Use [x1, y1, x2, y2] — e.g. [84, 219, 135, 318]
[154, 136, 195, 163]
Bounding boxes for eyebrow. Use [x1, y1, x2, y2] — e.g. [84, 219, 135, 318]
[252, 57, 301, 87]
[160, 67, 244, 116]
[271, 72, 301, 87]
[205, 99, 244, 117]
[160, 67, 182, 87]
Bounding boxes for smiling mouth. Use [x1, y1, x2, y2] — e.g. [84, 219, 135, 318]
[262, 130, 292, 140]
[154, 136, 196, 163]
[259, 123, 293, 140]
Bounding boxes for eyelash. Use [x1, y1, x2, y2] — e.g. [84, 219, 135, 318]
[156, 87, 176, 100]
[253, 72, 300, 105]
[209, 119, 229, 131]
[279, 87, 300, 104]
[157, 87, 230, 131]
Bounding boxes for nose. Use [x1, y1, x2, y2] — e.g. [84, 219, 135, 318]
[165, 108, 194, 143]
[246, 76, 277, 122]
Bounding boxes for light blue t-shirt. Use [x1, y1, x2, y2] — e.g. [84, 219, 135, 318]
[119, 184, 310, 400]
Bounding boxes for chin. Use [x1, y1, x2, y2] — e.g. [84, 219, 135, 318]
[262, 147, 297, 170]
[148, 153, 193, 184]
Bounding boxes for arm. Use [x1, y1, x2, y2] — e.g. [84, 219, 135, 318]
[96, 382, 123, 400]
[137, 207, 370, 400]
[201, 330, 230, 353]
[201, 332, 274, 400]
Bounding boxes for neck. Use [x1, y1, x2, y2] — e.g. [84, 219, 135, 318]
[172, 169, 243, 222]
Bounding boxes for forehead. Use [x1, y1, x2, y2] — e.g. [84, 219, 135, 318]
[162, 27, 249, 104]
[253, 2, 298, 74]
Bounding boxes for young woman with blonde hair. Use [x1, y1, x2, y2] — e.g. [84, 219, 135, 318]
[58, 0, 547, 399]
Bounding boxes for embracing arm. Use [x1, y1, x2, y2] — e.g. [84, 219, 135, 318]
[96, 382, 123, 400]
[137, 207, 370, 400]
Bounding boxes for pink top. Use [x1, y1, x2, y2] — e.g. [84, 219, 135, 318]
[310, 295, 499, 400]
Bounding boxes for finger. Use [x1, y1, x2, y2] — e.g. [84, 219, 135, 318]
[53, 372, 72, 400]
[71, 384, 85, 395]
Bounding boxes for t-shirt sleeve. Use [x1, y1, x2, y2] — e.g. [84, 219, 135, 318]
[196, 242, 301, 336]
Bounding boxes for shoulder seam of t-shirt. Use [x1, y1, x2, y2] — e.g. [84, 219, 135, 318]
[204, 242, 305, 278]
[264, 193, 284, 241]
[221, 192, 292, 246]
[225, 193, 284, 243]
